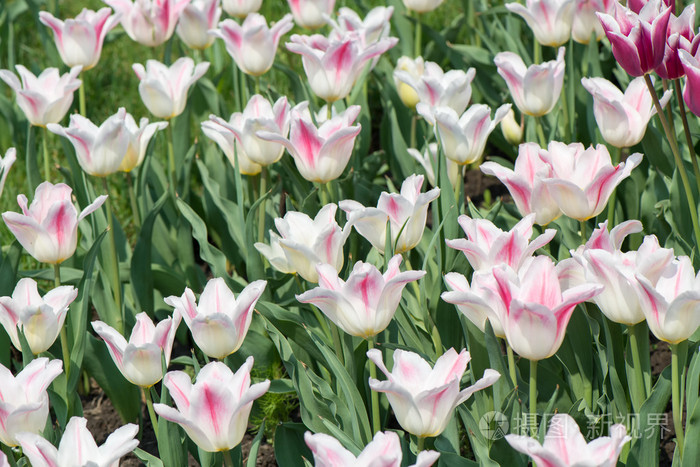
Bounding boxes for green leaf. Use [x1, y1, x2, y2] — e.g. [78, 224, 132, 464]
[246, 419, 266, 467]
[274, 423, 313, 467]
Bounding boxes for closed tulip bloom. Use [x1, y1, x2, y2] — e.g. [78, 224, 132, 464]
[255, 204, 351, 282]
[393, 56, 425, 109]
[0, 358, 62, 447]
[258, 105, 361, 183]
[340, 174, 440, 254]
[597, 0, 672, 76]
[446, 213, 556, 272]
[572, 0, 615, 44]
[154, 358, 270, 452]
[0, 65, 81, 127]
[222, 0, 262, 17]
[119, 114, 168, 172]
[678, 49, 700, 117]
[287, 0, 335, 29]
[506, 0, 575, 47]
[212, 14, 293, 76]
[368, 348, 500, 437]
[48, 107, 130, 177]
[0, 148, 17, 198]
[105, 0, 190, 47]
[305, 431, 440, 467]
[581, 76, 671, 148]
[481, 143, 561, 225]
[92, 312, 181, 387]
[506, 413, 631, 467]
[2, 182, 107, 264]
[0, 278, 78, 355]
[17, 416, 139, 467]
[132, 57, 210, 119]
[494, 47, 565, 117]
[500, 107, 523, 145]
[402, 0, 445, 13]
[297, 255, 425, 338]
[434, 104, 511, 165]
[407, 143, 461, 188]
[540, 142, 642, 221]
[635, 255, 700, 343]
[442, 270, 507, 338]
[655, 5, 698, 79]
[176, 0, 221, 50]
[493, 256, 602, 360]
[164, 278, 266, 359]
[39, 8, 120, 69]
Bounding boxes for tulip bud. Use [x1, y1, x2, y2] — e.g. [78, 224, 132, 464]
[393, 56, 424, 109]
[500, 108, 523, 145]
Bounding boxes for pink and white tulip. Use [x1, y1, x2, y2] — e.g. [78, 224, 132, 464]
[494, 47, 565, 117]
[572, 0, 616, 44]
[164, 278, 266, 359]
[581, 75, 671, 148]
[48, 107, 130, 177]
[287, 0, 335, 29]
[255, 204, 351, 283]
[105, 0, 190, 47]
[329, 7, 394, 61]
[402, 0, 445, 13]
[222, 0, 262, 17]
[0, 65, 81, 127]
[407, 143, 461, 188]
[39, 8, 120, 69]
[0, 278, 78, 355]
[201, 118, 262, 175]
[539, 142, 642, 221]
[434, 104, 511, 165]
[506, 413, 630, 467]
[154, 358, 270, 452]
[655, 4, 698, 79]
[678, 49, 700, 117]
[176, 0, 221, 50]
[297, 255, 425, 338]
[0, 148, 16, 198]
[0, 358, 62, 447]
[92, 312, 181, 387]
[442, 270, 507, 338]
[119, 114, 168, 172]
[2, 182, 107, 264]
[506, 0, 575, 47]
[367, 348, 500, 438]
[304, 431, 440, 467]
[132, 57, 210, 119]
[212, 14, 293, 76]
[340, 174, 440, 254]
[16, 416, 139, 467]
[393, 56, 425, 110]
[258, 105, 361, 183]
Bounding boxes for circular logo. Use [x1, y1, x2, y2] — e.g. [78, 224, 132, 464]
[479, 411, 509, 441]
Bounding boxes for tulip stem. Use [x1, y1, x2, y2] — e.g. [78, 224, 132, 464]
[223, 449, 235, 467]
[79, 72, 86, 117]
[627, 322, 649, 411]
[142, 386, 159, 436]
[644, 74, 700, 251]
[533, 40, 541, 65]
[55, 264, 71, 380]
[126, 172, 141, 229]
[671, 342, 685, 459]
[529, 359, 538, 436]
[258, 167, 268, 243]
[367, 337, 381, 434]
[579, 220, 587, 245]
[414, 12, 422, 59]
[534, 116, 546, 147]
[42, 128, 50, 182]
[167, 120, 177, 197]
[606, 147, 622, 226]
[255, 75, 261, 96]
[673, 79, 700, 198]
[410, 114, 417, 150]
[506, 340, 517, 387]
[102, 177, 123, 333]
[417, 436, 425, 453]
[318, 182, 329, 206]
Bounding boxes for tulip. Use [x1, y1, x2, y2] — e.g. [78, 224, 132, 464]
[222, 0, 262, 17]
[581, 75, 671, 147]
[47, 107, 130, 177]
[500, 108, 523, 145]
[678, 49, 700, 117]
[628, 0, 674, 14]
[0, 278, 78, 355]
[0, 358, 62, 446]
[16, 416, 139, 467]
[105, 0, 190, 47]
[154, 358, 270, 452]
[0, 148, 16, 198]
[304, 431, 440, 467]
[258, 105, 361, 183]
[164, 278, 265, 359]
[119, 114, 169, 172]
[2, 182, 107, 264]
[176, 0, 222, 50]
[402, 0, 445, 13]
[446, 213, 556, 272]
[655, 4, 698, 79]
[494, 47, 565, 117]
[340, 174, 440, 254]
[571, 0, 616, 44]
[0, 452, 7, 467]
[212, 14, 293, 76]
[539, 142, 642, 221]
[92, 312, 181, 387]
[407, 142, 461, 188]
[506, 0, 575, 47]
[201, 118, 262, 175]
[597, 0, 672, 77]
[287, 0, 335, 29]
[368, 348, 500, 437]
[506, 413, 631, 466]
[297, 255, 425, 338]
[441, 270, 507, 338]
[286, 34, 397, 103]
[0, 65, 81, 127]
[330, 7, 394, 47]
[393, 56, 425, 109]
[480, 143, 561, 225]
[132, 57, 210, 119]
[39, 8, 120, 70]
[434, 104, 511, 165]
[254, 204, 351, 282]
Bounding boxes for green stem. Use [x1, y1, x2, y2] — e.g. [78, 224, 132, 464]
[529, 359, 538, 436]
[79, 71, 86, 117]
[26, 123, 37, 192]
[580, 219, 588, 245]
[535, 116, 546, 147]
[126, 172, 141, 229]
[102, 177, 123, 333]
[255, 75, 261, 95]
[143, 386, 159, 436]
[606, 146, 623, 225]
[55, 264, 71, 379]
[404, 252, 442, 353]
[367, 337, 381, 434]
[417, 436, 425, 453]
[506, 340, 517, 387]
[414, 12, 422, 58]
[326, 103, 332, 122]
[628, 322, 649, 412]
[671, 342, 685, 458]
[410, 114, 417, 150]
[223, 449, 235, 467]
[258, 167, 267, 243]
[318, 182, 329, 206]
[533, 40, 541, 65]
[644, 74, 700, 250]
[43, 128, 50, 182]
[167, 120, 176, 197]
[674, 79, 700, 198]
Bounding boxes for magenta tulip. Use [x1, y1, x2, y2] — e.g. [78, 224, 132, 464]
[655, 4, 698, 79]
